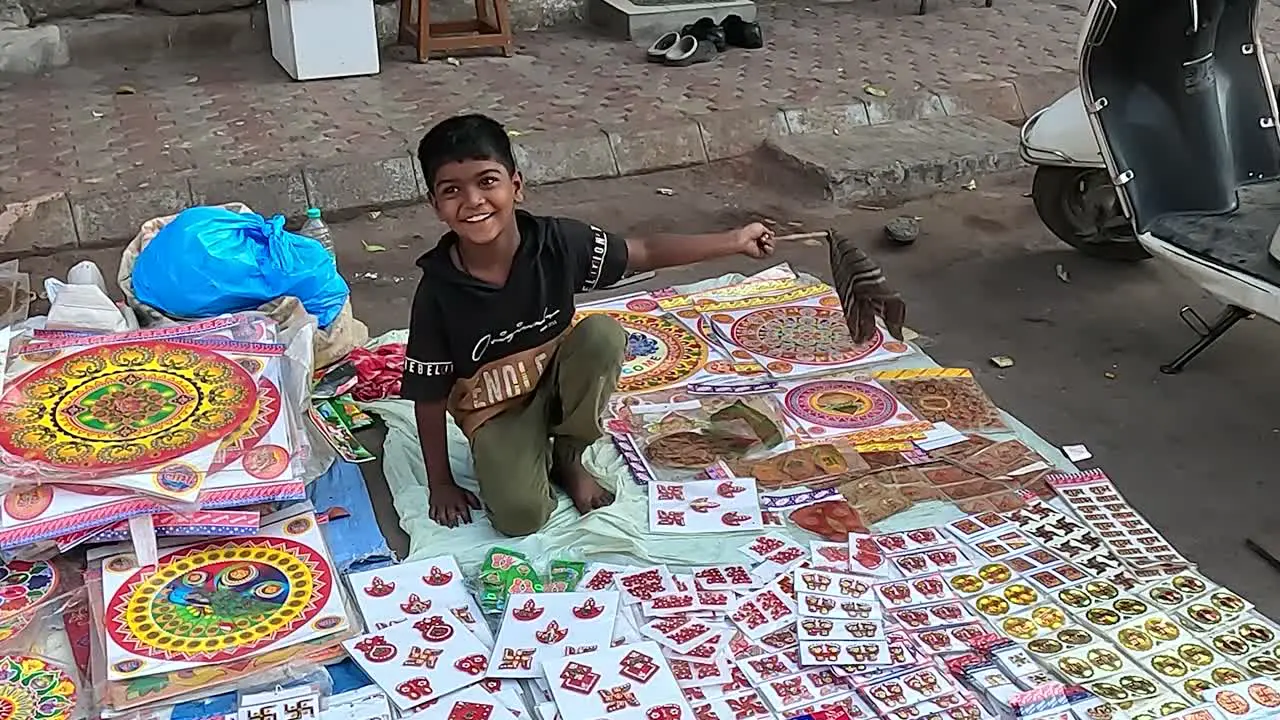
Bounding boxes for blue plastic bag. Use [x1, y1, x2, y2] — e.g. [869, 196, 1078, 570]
[133, 206, 350, 329]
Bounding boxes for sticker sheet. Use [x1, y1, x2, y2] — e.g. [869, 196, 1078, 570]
[403, 684, 520, 720]
[728, 586, 796, 640]
[348, 555, 494, 647]
[648, 479, 763, 534]
[543, 641, 694, 720]
[343, 611, 491, 711]
[774, 376, 931, 444]
[488, 591, 620, 678]
[100, 509, 350, 681]
[1047, 469, 1191, 569]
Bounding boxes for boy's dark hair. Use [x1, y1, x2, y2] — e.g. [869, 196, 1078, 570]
[417, 114, 518, 192]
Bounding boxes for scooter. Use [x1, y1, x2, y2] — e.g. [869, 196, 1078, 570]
[1019, 89, 1151, 261]
[1072, 0, 1280, 373]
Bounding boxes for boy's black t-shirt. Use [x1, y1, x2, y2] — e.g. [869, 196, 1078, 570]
[401, 210, 629, 436]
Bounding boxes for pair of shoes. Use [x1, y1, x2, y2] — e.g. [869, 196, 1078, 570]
[645, 15, 763, 65]
[646, 30, 716, 66]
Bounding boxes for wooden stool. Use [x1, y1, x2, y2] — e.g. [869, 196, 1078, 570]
[398, 0, 513, 61]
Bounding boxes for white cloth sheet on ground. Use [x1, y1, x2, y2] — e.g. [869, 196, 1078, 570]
[358, 274, 1079, 576]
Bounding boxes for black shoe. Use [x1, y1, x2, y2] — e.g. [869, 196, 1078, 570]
[722, 14, 763, 49]
[680, 17, 726, 52]
[647, 31, 681, 62]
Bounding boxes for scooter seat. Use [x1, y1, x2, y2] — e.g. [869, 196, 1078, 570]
[1146, 182, 1280, 286]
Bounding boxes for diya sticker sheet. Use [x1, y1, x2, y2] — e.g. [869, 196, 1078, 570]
[0, 335, 283, 500]
[773, 376, 933, 444]
[704, 291, 914, 379]
[573, 294, 723, 394]
[99, 509, 351, 681]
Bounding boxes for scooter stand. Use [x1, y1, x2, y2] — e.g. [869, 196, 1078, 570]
[1159, 305, 1252, 374]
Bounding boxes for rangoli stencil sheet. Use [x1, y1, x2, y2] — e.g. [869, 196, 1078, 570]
[648, 478, 763, 534]
[488, 591, 620, 679]
[774, 376, 931, 444]
[100, 510, 350, 681]
[542, 641, 694, 720]
[704, 291, 914, 379]
[348, 555, 494, 648]
[342, 608, 491, 711]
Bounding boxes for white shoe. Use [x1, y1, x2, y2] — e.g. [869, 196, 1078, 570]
[646, 31, 681, 62]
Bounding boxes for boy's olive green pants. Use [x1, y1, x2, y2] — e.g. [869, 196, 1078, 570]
[470, 314, 627, 536]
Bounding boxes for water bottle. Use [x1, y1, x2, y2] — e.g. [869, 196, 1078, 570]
[299, 207, 335, 258]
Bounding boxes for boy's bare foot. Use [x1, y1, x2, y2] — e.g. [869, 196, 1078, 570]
[552, 454, 615, 515]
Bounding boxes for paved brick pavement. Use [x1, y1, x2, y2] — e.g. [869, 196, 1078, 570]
[1, 0, 1276, 203]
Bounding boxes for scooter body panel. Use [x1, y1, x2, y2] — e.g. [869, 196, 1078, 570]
[1019, 88, 1106, 167]
[1079, 0, 1280, 320]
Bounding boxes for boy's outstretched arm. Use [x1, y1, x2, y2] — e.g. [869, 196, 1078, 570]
[625, 222, 775, 272]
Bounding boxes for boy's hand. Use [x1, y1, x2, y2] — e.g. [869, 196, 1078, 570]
[429, 482, 482, 527]
[735, 223, 775, 259]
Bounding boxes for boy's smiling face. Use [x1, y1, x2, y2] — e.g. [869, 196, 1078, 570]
[430, 159, 523, 247]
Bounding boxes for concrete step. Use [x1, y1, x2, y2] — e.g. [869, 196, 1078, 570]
[762, 114, 1023, 204]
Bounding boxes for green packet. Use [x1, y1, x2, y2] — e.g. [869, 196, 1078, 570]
[544, 559, 585, 593]
[478, 547, 544, 613]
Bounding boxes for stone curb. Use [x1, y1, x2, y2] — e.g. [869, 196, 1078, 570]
[0, 72, 1073, 258]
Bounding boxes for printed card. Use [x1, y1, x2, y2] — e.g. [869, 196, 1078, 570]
[945, 512, 1011, 541]
[640, 616, 719, 654]
[874, 574, 957, 608]
[729, 587, 797, 640]
[342, 611, 492, 711]
[757, 669, 853, 713]
[846, 534, 892, 579]
[794, 569, 874, 601]
[349, 555, 494, 648]
[692, 565, 756, 591]
[736, 648, 803, 686]
[581, 564, 637, 592]
[905, 622, 990, 655]
[809, 542, 851, 572]
[542, 641, 695, 720]
[666, 628, 733, 662]
[797, 640, 893, 667]
[690, 690, 774, 720]
[886, 601, 975, 630]
[615, 568, 679, 604]
[889, 545, 972, 578]
[740, 533, 805, 563]
[971, 530, 1038, 560]
[862, 666, 959, 715]
[403, 684, 520, 720]
[488, 592, 620, 679]
[870, 527, 950, 555]
[798, 618, 886, 642]
[668, 656, 734, 689]
[650, 479, 764, 534]
[797, 593, 882, 621]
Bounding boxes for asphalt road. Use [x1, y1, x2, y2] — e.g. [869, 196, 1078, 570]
[28, 160, 1280, 617]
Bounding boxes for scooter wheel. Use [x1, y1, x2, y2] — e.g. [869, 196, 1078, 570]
[1032, 166, 1151, 262]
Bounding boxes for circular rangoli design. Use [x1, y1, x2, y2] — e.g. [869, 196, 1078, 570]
[208, 377, 281, 475]
[106, 536, 333, 666]
[0, 341, 257, 475]
[724, 306, 881, 366]
[784, 379, 899, 430]
[578, 310, 708, 393]
[0, 561, 58, 644]
[0, 655, 77, 720]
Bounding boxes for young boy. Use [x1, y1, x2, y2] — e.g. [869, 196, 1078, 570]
[401, 114, 776, 537]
